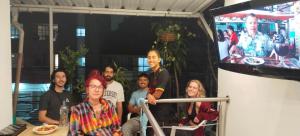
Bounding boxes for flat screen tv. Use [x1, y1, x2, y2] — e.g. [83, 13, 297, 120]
[210, 0, 300, 81]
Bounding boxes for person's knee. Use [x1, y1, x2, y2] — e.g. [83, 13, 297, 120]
[122, 119, 140, 136]
[122, 122, 135, 133]
[122, 122, 133, 131]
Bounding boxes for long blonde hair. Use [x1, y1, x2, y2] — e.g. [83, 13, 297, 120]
[185, 80, 206, 98]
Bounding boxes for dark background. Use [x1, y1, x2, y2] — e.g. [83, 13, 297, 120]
[11, 1, 224, 104]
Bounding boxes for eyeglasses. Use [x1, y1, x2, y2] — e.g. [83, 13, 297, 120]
[89, 84, 103, 90]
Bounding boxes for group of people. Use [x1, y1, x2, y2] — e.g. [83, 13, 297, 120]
[38, 49, 218, 136]
[218, 13, 288, 61]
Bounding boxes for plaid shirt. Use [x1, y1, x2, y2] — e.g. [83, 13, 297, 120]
[69, 98, 121, 136]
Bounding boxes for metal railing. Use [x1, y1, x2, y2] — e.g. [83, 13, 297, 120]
[140, 97, 230, 136]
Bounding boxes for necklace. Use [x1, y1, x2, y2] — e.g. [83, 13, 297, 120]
[92, 104, 102, 119]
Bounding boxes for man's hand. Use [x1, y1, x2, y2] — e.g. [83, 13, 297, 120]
[38, 110, 59, 125]
[147, 94, 157, 105]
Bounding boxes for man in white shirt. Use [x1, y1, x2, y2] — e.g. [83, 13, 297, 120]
[103, 65, 125, 121]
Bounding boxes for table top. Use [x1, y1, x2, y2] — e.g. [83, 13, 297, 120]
[18, 125, 69, 136]
[16, 118, 69, 136]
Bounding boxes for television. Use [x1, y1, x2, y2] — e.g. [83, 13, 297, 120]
[210, 0, 300, 81]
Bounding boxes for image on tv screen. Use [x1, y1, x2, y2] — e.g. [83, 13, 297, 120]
[214, 0, 300, 69]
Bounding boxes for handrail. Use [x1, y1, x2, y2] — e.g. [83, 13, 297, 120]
[139, 97, 230, 136]
[140, 100, 165, 136]
[147, 97, 229, 103]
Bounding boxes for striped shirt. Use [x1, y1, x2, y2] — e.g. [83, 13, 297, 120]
[69, 98, 121, 136]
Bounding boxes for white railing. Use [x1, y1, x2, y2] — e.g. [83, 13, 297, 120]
[140, 97, 230, 136]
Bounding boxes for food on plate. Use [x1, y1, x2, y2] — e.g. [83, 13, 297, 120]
[36, 125, 56, 131]
[33, 125, 58, 135]
[246, 57, 260, 64]
[243, 57, 264, 65]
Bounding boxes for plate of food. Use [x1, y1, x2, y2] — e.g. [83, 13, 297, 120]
[32, 125, 58, 135]
[243, 57, 265, 65]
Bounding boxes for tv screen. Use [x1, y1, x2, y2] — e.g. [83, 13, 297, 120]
[210, 0, 300, 80]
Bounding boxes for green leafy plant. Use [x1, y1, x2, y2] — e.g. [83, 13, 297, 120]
[113, 62, 131, 91]
[74, 76, 86, 93]
[152, 22, 195, 75]
[59, 45, 88, 93]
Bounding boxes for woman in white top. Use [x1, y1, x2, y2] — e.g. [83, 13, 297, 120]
[217, 29, 230, 61]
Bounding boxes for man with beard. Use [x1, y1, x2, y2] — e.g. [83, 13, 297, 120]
[102, 65, 125, 122]
[39, 68, 73, 125]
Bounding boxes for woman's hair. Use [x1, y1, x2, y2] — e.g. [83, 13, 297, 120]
[185, 79, 206, 98]
[50, 68, 68, 90]
[227, 25, 235, 32]
[147, 49, 161, 59]
[85, 69, 107, 89]
[217, 29, 226, 42]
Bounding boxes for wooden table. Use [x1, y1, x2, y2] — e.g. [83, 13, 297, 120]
[16, 118, 69, 136]
[18, 126, 69, 136]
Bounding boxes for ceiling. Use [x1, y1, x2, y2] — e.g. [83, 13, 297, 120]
[10, 0, 216, 18]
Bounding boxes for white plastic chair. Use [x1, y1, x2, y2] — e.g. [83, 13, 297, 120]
[127, 112, 133, 120]
[170, 120, 207, 136]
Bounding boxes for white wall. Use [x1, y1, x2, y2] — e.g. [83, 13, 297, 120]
[225, 0, 250, 6]
[218, 69, 300, 136]
[0, 0, 12, 130]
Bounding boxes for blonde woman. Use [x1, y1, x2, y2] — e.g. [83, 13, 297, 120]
[179, 80, 218, 136]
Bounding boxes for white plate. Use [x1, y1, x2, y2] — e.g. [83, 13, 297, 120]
[32, 125, 58, 135]
[243, 57, 265, 65]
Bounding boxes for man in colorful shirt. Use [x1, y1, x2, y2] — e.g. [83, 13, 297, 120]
[236, 13, 273, 57]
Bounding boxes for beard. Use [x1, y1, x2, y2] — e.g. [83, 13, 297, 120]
[104, 75, 113, 81]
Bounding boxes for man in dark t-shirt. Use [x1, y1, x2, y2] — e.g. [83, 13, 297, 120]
[146, 49, 175, 126]
[39, 68, 73, 125]
[148, 67, 174, 123]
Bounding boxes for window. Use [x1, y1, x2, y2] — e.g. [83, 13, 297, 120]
[12, 83, 50, 92]
[37, 24, 58, 41]
[55, 54, 59, 69]
[138, 57, 149, 72]
[55, 54, 85, 68]
[11, 25, 23, 39]
[76, 27, 86, 37]
[78, 57, 85, 67]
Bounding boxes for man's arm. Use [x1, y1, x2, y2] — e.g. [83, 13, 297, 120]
[38, 110, 59, 125]
[127, 103, 140, 114]
[116, 102, 123, 121]
[147, 89, 164, 105]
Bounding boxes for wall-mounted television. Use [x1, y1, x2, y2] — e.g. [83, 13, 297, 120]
[210, 0, 300, 81]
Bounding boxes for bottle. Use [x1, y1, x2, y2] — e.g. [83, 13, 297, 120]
[59, 100, 69, 127]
